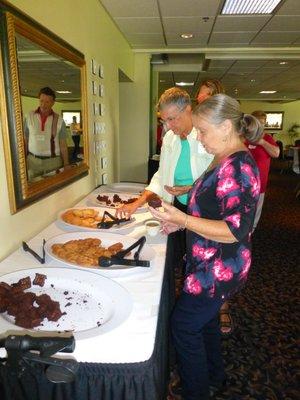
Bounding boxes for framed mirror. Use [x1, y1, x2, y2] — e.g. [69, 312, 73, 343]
[0, 6, 89, 213]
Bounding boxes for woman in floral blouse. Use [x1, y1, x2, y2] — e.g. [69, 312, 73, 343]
[149, 94, 262, 400]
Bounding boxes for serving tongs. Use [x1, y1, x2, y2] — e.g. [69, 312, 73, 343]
[97, 210, 131, 229]
[0, 334, 78, 383]
[98, 236, 150, 268]
[22, 239, 46, 264]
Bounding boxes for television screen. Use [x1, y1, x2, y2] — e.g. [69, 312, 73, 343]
[265, 112, 284, 130]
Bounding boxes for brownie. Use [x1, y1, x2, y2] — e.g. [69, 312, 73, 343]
[97, 194, 110, 204]
[148, 194, 162, 208]
[33, 273, 47, 287]
[0, 282, 11, 293]
[113, 194, 122, 203]
[11, 276, 31, 292]
[0, 276, 63, 329]
[124, 197, 137, 204]
[0, 295, 9, 312]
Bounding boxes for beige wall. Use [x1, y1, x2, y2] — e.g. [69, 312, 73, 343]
[119, 53, 151, 183]
[241, 100, 300, 146]
[0, 0, 135, 260]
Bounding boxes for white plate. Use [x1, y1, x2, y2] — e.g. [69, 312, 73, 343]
[87, 192, 147, 212]
[0, 267, 132, 339]
[104, 182, 146, 194]
[45, 231, 156, 278]
[58, 207, 136, 232]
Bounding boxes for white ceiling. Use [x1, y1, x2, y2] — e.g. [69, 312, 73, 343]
[100, 0, 300, 101]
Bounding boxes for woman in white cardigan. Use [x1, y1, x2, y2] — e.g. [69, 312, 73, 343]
[116, 87, 212, 281]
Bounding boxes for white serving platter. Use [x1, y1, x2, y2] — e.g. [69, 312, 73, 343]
[45, 231, 156, 278]
[103, 182, 146, 194]
[0, 267, 132, 340]
[57, 207, 136, 232]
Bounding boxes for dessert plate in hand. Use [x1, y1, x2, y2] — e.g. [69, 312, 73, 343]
[45, 232, 156, 278]
[0, 267, 132, 339]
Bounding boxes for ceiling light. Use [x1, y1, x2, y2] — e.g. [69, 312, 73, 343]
[56, 90, 72, 94]
[279, 61, 288, 65]
[176, 82, 194, 87]
[260, 90, 277, 94]
[180, 33, 194, 39]
[250, 79, 256, 82]
[221, 0, 282, 14]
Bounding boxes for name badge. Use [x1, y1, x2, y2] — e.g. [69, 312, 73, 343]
[36, 134, 45, 142]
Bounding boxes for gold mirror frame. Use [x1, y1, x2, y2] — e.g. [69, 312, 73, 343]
[0, 6, 89, 213]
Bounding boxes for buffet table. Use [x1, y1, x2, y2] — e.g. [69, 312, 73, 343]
[0, 184, 173, 400]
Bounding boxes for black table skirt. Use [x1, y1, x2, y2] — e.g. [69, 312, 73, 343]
[0, 258, 174, 400]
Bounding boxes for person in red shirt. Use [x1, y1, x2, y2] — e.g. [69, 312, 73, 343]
[246, 110, 280, 230]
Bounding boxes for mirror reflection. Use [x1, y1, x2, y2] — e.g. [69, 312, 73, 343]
[16, 33, 83, 182]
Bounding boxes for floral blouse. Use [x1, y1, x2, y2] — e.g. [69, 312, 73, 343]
[185, 151, 260, 300]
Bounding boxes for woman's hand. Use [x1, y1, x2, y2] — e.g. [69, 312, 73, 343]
[115, 202, 138, 219]
[149, 201, 186, 227]
[164, 185, 192, 197]
[160, 221, 181, 235]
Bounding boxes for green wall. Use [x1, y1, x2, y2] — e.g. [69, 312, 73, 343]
[119, 54, 151, 182]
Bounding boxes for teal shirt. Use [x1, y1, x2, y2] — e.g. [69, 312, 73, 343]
[174, 139, 194, 205]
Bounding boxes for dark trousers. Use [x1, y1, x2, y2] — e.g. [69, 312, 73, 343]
[171, 292, 225, 400]
[168, 197, 187, 274]
[165, 198, 188, 368]
[72, 135, 80, 159]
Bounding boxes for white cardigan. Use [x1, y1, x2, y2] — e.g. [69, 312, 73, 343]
[146, 128, 213, 203]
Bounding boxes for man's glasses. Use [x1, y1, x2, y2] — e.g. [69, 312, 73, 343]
[161, 106, 187, 124]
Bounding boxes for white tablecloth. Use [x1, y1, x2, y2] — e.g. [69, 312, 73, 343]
[0, 186, 167, 364]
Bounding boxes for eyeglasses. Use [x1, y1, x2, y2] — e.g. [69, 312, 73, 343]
[161, 107, 187, 124]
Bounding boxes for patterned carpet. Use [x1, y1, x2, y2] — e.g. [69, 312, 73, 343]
[170, 163, 300, 400]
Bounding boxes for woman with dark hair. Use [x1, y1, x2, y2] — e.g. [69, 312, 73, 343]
[150, 94, 262, 400]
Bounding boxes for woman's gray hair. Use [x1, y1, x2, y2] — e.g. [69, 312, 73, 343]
[193, 94, 264, 143]
[157, 87, 191, 111]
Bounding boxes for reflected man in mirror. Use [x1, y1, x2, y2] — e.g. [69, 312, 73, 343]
[24, 87, 69, 181]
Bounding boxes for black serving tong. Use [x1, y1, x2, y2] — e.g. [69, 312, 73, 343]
[98, 236, 150, 268]
[0, 334, 78, 383]
[22, 239, 46, 264]
[97, 210, 131, 229]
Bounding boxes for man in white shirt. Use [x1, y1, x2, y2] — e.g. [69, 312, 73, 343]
[24, 87, 69, 180]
